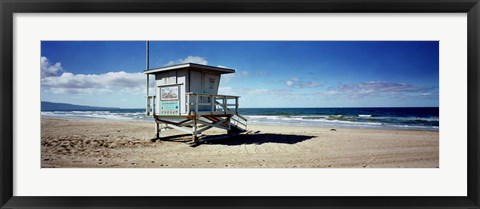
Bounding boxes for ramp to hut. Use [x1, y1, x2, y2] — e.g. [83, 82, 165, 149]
[203, 113, 247, 135]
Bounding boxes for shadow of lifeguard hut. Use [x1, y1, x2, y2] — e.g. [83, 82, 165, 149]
[144, 62, 247, 145]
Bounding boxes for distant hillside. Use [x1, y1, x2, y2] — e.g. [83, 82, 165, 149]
[41, 101, 119, 111]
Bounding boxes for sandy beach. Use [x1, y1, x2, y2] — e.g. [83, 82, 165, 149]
[41, 116, 439, 168]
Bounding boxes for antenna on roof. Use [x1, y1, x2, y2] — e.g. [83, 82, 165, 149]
[146, 41, 150, 113]
[146, 41, 149, 70]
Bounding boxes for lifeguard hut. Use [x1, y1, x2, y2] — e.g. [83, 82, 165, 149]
[144, 62, 247, 145]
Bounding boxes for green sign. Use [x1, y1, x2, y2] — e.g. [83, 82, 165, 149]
[160, 100, 180, 116]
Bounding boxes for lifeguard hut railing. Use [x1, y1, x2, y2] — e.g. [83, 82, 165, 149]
[145, 92, 247, 130]
[146, 95, 156, 115]
[186, 93, 247, 131]
[186, 93, 238, 115]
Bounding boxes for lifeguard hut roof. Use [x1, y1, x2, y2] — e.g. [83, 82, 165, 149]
[144, 63, 235, 75]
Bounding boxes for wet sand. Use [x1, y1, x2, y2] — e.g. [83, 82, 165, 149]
[41, 117, 439, 168]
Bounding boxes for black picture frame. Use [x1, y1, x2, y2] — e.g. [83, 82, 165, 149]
[1, 0, 479, 208]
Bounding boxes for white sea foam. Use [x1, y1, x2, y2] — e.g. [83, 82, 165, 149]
[244, 114, 438, 131]
[41, 110, 151, 121]
[41, 111, 438, 131]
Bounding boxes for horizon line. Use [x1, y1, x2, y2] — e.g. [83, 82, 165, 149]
[41, 101, 439, 110]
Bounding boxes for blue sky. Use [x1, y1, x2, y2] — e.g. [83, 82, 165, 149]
[41, 41, 439, 108]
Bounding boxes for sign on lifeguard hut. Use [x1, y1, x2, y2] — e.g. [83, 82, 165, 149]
[159, 86, 180, 116]
[144, 62, 248, 145]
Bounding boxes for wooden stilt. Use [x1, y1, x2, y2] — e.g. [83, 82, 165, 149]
[227, 115, 235, 136]
[192, 118, 198, 143]
[151, 121, 161, 142]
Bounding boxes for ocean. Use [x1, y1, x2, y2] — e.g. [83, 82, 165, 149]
[41, 107, 439, 131]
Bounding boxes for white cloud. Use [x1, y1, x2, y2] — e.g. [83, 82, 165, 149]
[285, 77, 321, 88]
[218, 86, 234, 95]
[286, 80, 295, 86]
[240, 71, 249, 76]
[221, 71, 248, 84]
[317, 81, 438, 98]
[40, 56, 156, 95]
[42, 71, 147, 95]
[166, 56, 208, 66]
[219, 86, 288, 97]
[41, 56, 63, 78]
[221, 73, 235, 84]
[219, 67, 249, 84]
